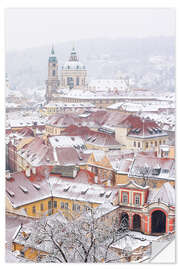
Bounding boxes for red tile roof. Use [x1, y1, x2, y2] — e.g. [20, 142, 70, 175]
[63, 125, 120, 147]
[55, 147, 90, 165]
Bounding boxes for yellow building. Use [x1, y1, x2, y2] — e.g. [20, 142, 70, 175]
[6, 170, 118, 220]
[114, 115, 168, 151]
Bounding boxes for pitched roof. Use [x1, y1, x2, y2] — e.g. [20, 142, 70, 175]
[129, 152, 175, 180]
[6, 170, 118, 208]
[147, 182, 175, 206]
[63, 125, 120, 147]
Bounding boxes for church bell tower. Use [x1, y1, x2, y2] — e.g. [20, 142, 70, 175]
[45, 46, 60, 103]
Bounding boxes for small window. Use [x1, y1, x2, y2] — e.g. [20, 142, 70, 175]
[153, 182, 157, 188]
[146, 142, 148, 148]
[53, 201, 57, 208]
[135, 194, 140, 205]
[155, 141, 157, 147]
[159, 140, 161, 145]
[122, 192, 128, 204]
[61, 202, 64, 209]
[32, 206, 36, 214]
[76, 205, 80, 212]
[138, 142, 140, 148]
[65, 202, 68, 209]
[53, 63, 56, 67]
[52, 70, 56, 76]
[76, 77, 79, 86]
[72, 204, 76, 211]
[40, 203, 44, 211]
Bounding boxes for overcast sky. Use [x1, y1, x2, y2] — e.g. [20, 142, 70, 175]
[5, 8, 175, 52]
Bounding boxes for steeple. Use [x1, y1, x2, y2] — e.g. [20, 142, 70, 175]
[51, 45, 55, 55]
[49, 45, 57, 63]
[46, 45, 60, 103]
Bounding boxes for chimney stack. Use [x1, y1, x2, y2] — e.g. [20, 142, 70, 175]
[6, 170, 11, 180]
[94, 176, 98, 184]
[32, 167, 36, 175]
[25, 167, 31, 178]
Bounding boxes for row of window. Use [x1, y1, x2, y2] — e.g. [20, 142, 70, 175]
[29, 201, 88, 214]
[67, 77, 82, 86]
[133, 140, 166, 148]
[122, 192, 141, 205]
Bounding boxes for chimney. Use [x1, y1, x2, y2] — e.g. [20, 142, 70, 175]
[25, 167, 31, 178]
[32, 167, 36, 175]
[6, 170, 11, 180]
[73, 168, 78, 178]
[94, 176, 98, 184]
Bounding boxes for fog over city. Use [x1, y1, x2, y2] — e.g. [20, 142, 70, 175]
[6, 8, 175, 52]
[5, 8, 176, 263]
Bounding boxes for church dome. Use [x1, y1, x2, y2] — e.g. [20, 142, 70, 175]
[62, 47, 86, 70]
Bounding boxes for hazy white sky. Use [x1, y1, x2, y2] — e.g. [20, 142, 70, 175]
[5, 8, 175, 52]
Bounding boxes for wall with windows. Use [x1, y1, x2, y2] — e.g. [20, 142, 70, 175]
[119, 188, 147, 208]
[6, 196, 100, 219]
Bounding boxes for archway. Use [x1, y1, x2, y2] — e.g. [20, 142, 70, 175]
[120, 212, 129, 231]
[151, 210, 166, 234]
[133, 214, 141, 231]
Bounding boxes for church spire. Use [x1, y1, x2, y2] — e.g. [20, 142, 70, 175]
[49, 45, 57, 63]
[51, 45, 55, 55]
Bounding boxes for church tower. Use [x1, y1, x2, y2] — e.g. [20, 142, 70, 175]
[60, 47, 87, 90]
[45, 46, 60, 103]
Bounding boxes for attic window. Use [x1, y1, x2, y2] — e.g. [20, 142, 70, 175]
[81, 188, 89, 195]
[152, 168, 161, 176]
[106, 191, 112, 198]
[64, 185, 70, 192]
[100, 191, 105, 197]
[147, 128, 153, 134]
[19, 185, 28, 193]
[135, 128, 141, 134]
[162, 169, 169, 174]
[33, 184, 40, 190]
[6, 189, 15, 197]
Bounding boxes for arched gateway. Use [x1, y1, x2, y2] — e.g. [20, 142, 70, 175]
[120, 212, 129, 230]
[151, 210, 166, 234]
[133, 214, 141, 231]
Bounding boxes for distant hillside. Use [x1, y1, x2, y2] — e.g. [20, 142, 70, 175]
[6, 36, 175, 92]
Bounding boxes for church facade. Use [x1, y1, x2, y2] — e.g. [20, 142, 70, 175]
[45, 46, 87, 103]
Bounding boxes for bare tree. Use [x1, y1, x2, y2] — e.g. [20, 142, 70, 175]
[16, 207, 132, 263]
